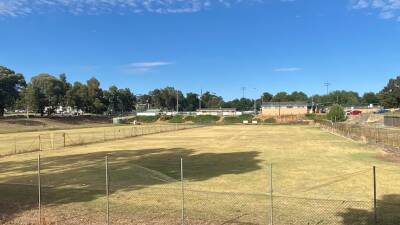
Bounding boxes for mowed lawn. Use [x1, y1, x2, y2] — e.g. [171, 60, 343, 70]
[1, 125, 400, 224]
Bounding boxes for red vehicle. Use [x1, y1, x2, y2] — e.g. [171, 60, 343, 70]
[347, 110, 362, 116]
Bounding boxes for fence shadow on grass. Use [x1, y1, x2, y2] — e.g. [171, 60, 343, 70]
[0, 148, 262, 223]
[338, 194, 400, 225]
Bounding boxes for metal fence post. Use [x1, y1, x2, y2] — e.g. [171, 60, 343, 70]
[37, 154, 41, 225]
[14, 137, 17, 154]
[373, 166, 377, 225]
[63, 133, 66, 147]
[38, 135, 41, 151]
[269, 164, 274, 225]
[181, 158, 185, 225]
[106, 155, 110, 225]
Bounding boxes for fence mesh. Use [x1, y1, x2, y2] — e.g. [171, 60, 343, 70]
[0, 124, 203, 157]
[2, 154, 400, 224]
[320, 121, 400, 152]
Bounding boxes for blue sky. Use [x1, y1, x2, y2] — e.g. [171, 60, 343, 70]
[0, 0, 400, 100]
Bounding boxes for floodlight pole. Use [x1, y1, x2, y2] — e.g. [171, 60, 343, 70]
[37, 154, 41, 225]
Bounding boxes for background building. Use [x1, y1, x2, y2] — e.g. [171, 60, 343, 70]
[261, 102, 308, 116]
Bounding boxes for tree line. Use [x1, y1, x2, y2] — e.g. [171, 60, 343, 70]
[0, 65, 399, 116]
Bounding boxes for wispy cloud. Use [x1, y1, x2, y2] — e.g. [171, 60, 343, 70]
[0, 0, 265, 17]
[274, 67, 303, 72]
[121, 61, 173, 74]
[351, 0, 400, 21]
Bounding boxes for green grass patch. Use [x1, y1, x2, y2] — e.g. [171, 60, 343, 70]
[169, 115, 185, 123]
[191, 115, 220, 124]
[223, 115, 254, 124]
[135, 116, 159, 123]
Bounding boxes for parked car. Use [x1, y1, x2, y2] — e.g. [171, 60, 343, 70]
[346, 110, 362, 116]
[375, 109, 390, 114]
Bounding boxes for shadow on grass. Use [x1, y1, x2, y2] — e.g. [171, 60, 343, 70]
[0, 148, 262, 223]
[338, 194, 400, 225]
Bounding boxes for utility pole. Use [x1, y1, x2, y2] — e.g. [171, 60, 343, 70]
[176, 91, 179, 113]
[242, 87, 246, 99]
[324, 82, 331, 95]
[199, 89, 202, 110]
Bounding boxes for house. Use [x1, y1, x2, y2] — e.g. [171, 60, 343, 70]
[196, 108, 242, 116]
[261, 102, 308, 116]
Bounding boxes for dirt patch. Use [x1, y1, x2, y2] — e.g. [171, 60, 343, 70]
[376, 152, 400, 163]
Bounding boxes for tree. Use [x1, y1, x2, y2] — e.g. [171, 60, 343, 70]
[202, 91, 223, 108]
[327, 104, 346, 122]
[261, 92, 273, 102]
[289, 91, 308, 102]
[272, 92, 289, 102]
[30, 74, 65, 115]
[86, 77, 105, 114]
[379, 76, 400, 108]
[184, 92, 199, 111]
[223, 98, 254, 111]
[0, 66, 26, 116]
[67, 82, 89, 111]
[362, 92, 379, 105]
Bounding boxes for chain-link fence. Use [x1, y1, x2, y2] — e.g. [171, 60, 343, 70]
[0, 124, 203, 157]
[320, 121, 400, 152]
[1, 153, 400, 225]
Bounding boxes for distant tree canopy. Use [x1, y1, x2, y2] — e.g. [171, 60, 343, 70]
[5, 64, 400, 115]
[379, 76, 400, 108]
[311, 90, 360, 107]
[0, 66, 26, 116]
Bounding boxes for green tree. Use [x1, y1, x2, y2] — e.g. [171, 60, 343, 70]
[379, 76, 400, 108]
[30, 74, 65, 115]
[67, 82, 89, 111]
[0, 66, 26, 116]
[86, 77, 105, 114]
[289, 91, 308, 101]
[261, 92, 273, 102]
[184, 92, 199, 111]
[327, 104, 346, 122]
[362, 92, 379, 105]
[272, 92, 289, 102]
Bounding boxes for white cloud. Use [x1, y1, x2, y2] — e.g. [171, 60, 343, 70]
[273, 67, 303, 72]
[122, 61, 173, 74]
[352, 0, 400, 21]
[0, 0, 265, 17]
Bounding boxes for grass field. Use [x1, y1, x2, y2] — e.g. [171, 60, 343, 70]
[1, 125, 400, 224]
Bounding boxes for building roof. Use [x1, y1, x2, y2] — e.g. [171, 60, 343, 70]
[262, 101, 308, 108]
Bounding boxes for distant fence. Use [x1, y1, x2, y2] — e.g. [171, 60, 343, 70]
[384, 115, 400, 127]
[320, 121, 400, 152]
[1, 155, 399, 225]
[0, 124, 204, 157]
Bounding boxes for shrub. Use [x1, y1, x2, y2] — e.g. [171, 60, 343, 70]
[327, 104, 346, 122]
[264, 117, 277, 124]
[306, 113, 327, 122]
[169, 115, 184, 123]
[159, 115, 172, 121]
[184, 116, 195, 122]
[192, 115, 220, 124]
[223, 114, 254, 124]
[135, 116, 159, 123]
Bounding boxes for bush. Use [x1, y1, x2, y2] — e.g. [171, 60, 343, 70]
[135, 116, 159, 123]
[169, 115, 184, 123]
[223, 114, 254, 124]
[192, 115, 220, 124]
[327, 104, 346, 122]
[159, 115, 172, 121]
[306, 113, 327, 122]
[264, 117, 277, 124]
[184, 116, 195, 122]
